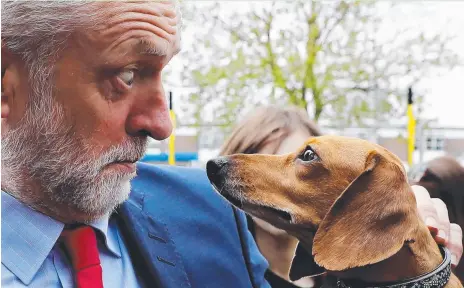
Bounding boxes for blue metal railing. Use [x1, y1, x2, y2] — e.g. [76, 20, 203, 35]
[140, 152, 198, 162]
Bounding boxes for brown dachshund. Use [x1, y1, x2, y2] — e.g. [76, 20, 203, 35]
[206, 135, 462, 287]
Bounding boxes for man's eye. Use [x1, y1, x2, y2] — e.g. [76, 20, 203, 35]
[118, 70, 135, 86]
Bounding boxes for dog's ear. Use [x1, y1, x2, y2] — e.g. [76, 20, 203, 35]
[312, 150, 419, 271]
[289, 241, 325, 281]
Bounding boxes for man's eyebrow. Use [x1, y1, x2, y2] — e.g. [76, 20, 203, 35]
[131, 38, 180, 57]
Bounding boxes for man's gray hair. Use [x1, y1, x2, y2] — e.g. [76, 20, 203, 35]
[1, 1, 182, 102]
[2, 1, 102, 103]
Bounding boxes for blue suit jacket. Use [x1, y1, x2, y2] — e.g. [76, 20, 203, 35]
[117, 162, 270, 288]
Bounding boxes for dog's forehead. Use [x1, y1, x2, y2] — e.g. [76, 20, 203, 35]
[304, 135, 376, 153]
[304, 135, 405, 169]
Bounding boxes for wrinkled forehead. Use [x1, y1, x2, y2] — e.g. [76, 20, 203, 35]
[98, 0, 181, 18]
[81, 0, 182, 56]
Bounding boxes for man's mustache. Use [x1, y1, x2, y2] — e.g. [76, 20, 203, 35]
[99, 137, 148, 166]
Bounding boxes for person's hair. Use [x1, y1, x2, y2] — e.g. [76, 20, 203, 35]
[417, 155, 464, 226]
[1, 2, 104, 100]
[1, 1, 181, 106]
[219, 105, 322, 156]
[416, 155, 464, 280]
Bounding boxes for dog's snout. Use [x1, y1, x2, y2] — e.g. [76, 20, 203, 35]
[206, 157, 229, 176]
[206, 157, 229, 187]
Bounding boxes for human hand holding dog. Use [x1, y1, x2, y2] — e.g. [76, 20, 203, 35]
[413, 185, 463, 268]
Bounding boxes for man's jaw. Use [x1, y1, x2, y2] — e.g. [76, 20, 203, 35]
[47, 173, 133, 224]
[3, 118, 146, 224]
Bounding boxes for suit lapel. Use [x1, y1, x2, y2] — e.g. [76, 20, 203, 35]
[118, 187, 192, 288]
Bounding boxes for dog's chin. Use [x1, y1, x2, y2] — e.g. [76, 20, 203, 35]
[242, 203, 294, 228]
[210, 184, 244, 209]
[222, 191, 244, 209]
[210, 185, 293, 227]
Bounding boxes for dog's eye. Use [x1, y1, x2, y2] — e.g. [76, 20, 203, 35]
[299, 148, 318, 162]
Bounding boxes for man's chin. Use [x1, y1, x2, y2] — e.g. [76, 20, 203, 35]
[72, 179, 132, 222]
[109, 180, 132, 207]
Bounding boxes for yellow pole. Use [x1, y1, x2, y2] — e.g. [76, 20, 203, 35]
[407, 87, 416, 167]
[168, 92, 176, 166]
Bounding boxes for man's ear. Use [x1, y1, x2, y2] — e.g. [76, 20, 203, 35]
[2, 46, 23, 119]
[312, 150, 419, 271]
[2, 92, 10, 118]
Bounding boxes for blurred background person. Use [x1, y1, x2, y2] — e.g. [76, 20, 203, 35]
[416, 155, 464, 281]
[220, 105, 325, 288]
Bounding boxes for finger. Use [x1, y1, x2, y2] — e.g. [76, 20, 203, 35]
[411, 185, 431, 211]
[411, 185, 439, 234]
[449, 224, 463, 268]
[430, 198, 450, 244]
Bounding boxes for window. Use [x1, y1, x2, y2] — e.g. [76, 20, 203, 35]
[415, 135, 445, 151]
[425, 136, 445, 151]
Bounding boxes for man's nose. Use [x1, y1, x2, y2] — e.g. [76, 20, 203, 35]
[126, 86, 173, 140]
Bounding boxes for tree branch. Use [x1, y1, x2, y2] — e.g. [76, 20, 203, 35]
[261, 4, 296, 102]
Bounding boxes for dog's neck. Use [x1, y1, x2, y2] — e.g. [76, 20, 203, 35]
[299, 223, 444, 283]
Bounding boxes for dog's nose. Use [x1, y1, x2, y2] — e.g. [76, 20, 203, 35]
[206, 157, 229, 186]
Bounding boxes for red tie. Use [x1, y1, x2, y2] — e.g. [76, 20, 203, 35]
[61, 226, 104, 288]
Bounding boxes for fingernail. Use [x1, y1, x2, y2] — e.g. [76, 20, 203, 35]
[452, 254, 458, 265]
[425, 217, 437, 227]
[437, 230, 447, 240]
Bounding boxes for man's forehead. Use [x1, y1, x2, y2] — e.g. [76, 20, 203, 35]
[96, 1, 179, 17]
[78, 0, 181, 60]
[132, 38, 180, 57]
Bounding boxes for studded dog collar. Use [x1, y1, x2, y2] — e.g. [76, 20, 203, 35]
[337, 246, 452, 288]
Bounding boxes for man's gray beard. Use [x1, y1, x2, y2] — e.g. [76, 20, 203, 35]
[1, 92, 148, 221]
